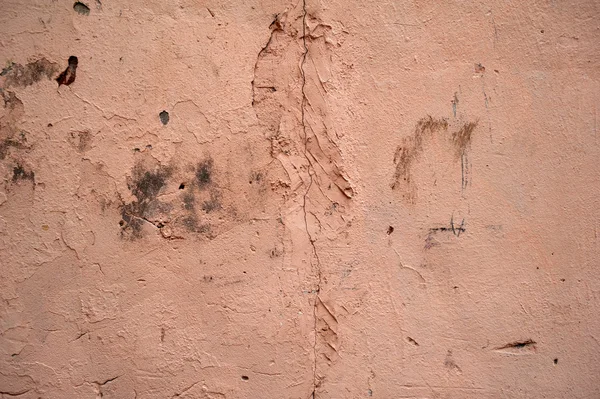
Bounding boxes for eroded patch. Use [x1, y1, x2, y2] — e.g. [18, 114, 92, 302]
[68, 130, 93, 152]
[1, 91, 26, 153]
[1, 90, 33, 186]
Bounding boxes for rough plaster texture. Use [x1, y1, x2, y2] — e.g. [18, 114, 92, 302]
[1, 0, 599, 398]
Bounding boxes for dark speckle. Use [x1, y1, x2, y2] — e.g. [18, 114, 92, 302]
[387, 226, 394, 235]
[249, 170, 263, 184]
[241, 376, 249, 381]
[12, 165, 34, 183]
[159, 110, 169, 125]
[553, 358, 558, 365]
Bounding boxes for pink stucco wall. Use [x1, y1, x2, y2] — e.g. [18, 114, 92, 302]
[1, 1, 599, 397]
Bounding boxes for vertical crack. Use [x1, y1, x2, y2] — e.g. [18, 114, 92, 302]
[299, 2, 321, 398]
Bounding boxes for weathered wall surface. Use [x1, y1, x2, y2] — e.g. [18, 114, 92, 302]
[1, 0, 599, 398]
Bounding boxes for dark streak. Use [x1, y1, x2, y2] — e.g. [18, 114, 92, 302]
[495, 339, 536, 350]
[0, 389, 31, 397]
[95, 375, 120, 386]
[429, 216, 465, 237]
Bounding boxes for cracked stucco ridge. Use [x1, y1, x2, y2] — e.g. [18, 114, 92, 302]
[298, 0, 322, 397]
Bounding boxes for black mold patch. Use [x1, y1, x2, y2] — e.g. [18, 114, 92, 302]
[201, 192, 221, 213]
[120, 165, 172, 239]
[182, 215, 199, 231]
[73, 2, 90, 15]
[182, 191, 195, 211]
[132, 168, 170, 199]
[2, 59, 59, 88]
[12, 165, 34, 182]
[181, 215, 210, 235]
[159, 110, 169, 125]
[195, 158, 213, 188]
[0, 135, 27, 160]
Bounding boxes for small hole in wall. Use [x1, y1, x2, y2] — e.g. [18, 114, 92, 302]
[553, 358, 558, 365]
[73, 1, 90, 15]
[179, 183, 185, 190]
[159, 110, 169, 125]
[119, 220, 124, 226]
[387, 226, 394, 235]
[241, 376, 249, 381]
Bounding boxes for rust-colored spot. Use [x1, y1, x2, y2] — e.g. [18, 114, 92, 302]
[452, 121, 477, 159]
[391, 116, 448, 190]
[56, 56, 78, 86]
